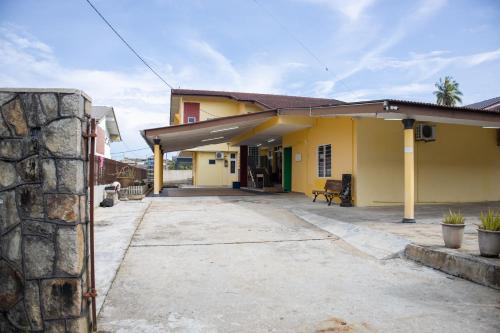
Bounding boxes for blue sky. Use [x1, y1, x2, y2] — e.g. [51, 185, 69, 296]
[1, 0, 499, 158]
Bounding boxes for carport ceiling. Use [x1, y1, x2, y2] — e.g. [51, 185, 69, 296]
[236, 123, 312, 147]
[142, 111, 276, 152]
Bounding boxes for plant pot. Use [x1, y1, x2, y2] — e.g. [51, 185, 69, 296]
[441, 223, 465, 249]
[478, 229, 500, 258]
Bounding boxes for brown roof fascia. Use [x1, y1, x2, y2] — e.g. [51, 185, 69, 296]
[144, 109, 277, 137]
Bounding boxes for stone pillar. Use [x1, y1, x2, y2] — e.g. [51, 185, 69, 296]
[153, 138, 161, 195]
[402, 119, 416, 223]
[0, 89, 91, 332]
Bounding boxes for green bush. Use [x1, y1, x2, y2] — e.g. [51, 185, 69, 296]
[442, 210, 465, 225]
[479, 210, 500, 231]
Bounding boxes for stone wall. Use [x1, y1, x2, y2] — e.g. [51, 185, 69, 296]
[0, 89, 92, 332]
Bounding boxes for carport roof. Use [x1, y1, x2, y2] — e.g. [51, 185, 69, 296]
[142, 98, 500, 152]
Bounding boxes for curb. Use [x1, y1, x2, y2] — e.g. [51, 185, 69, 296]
[292, 209, 410, 260]
[404, 244, 500, 290]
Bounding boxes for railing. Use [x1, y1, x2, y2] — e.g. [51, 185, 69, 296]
[94, 156, 147, 185]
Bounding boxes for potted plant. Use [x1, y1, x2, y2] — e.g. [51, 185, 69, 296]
[441, 210, 465, 249]
[478, 210, 500, 258]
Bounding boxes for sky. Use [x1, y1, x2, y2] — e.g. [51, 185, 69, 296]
[1, 0, 499, 159]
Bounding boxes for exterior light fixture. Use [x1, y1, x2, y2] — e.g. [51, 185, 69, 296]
[267, 138, 276, 143]
[482, 126, 500, 129]
[210, 126, 239, 133]
[201, 136, 224, 142]
[256, 143, 262, 147]
[384, 118, 403, 121]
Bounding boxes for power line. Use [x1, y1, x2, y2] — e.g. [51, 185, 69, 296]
[251, 0, 329, 72]
[84, 0, 175, 89]
[250, 0, 355, 94]
[110, 147, 151, 155]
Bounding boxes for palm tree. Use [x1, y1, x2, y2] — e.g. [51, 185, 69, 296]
[434, 76, 463, 106]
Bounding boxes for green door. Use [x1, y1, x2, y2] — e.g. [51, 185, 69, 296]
[283, 147, 292, 192]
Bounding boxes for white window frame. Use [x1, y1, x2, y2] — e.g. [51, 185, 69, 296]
[317, 144, 332, 178]
[187, 116, 196, 123]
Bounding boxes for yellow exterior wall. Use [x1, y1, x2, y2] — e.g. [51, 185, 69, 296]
[355, 119, 500, 206]
[172, 96, 265, 186]
[179, 97, 264, 122]
[193, 151, 239, 186]
[282, 117, 355, 199]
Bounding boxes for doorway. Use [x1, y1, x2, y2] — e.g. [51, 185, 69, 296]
[283, 147, 292, 192]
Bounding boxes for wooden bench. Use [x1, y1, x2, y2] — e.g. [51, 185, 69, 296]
[312, 179, 343, 206]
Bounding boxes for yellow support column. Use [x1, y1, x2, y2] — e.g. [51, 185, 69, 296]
[160, 148, 164, 189]
[402, 119, 416, 223]
[153, 138, 161, 196]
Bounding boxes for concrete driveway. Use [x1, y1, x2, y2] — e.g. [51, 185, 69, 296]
[97, 195, 499, 333]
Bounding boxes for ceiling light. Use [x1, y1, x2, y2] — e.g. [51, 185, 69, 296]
[482, 126, 500, 129]
[210, 126, 239, 133]
[384, 118, 403, 121]
[256, 143, 262, 147]
[267, 138, 276, 143]
[201, 136, 224, 142]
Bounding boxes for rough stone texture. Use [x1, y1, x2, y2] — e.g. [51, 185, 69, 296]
[57, 159, 84, 193]
[56, 225, 84, 276]
[0, 90, 90, 332]
[67, 317, 89, 333]
[46, 194, 80, 222]
[405, 244, 500, 290]
[1, 226, 22, 268]
[24, 235, 55, 279]
[20, 93, 44, 127]
[41, 278, 82, 319]
[1, 98, 28, 137]
[45, 320, 66, 333]
[16, 155, 40, 183]
[42, 158, 57, 191]
[0, 260, 23, 311]
[6, 299, 30, 331]
[0, 191, 21, 232]
[25, 281, 43, 331]
[0, 161, 18, 189]
[40, 93, 59, 121]
[61, 94, 84, 118]
[24, 220, 56, 238]
[16, 185, 44, 219]
[0, 139, 23, 160]
[43, 117, 82, 158]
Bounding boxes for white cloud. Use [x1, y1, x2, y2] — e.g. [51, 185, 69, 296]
[301, 0, 376, 20]
[0, 26, 303, 158]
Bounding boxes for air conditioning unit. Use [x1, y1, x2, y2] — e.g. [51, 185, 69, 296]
[215, 152, 224, 160]
[415, 124, 436, 142]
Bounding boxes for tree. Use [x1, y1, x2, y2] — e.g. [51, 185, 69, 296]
[434, 76, 463, 106]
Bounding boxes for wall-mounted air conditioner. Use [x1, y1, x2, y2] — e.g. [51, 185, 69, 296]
[215, 152, 224, 159]
[415, 124, 436, 142]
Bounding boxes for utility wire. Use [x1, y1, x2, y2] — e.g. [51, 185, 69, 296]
[250, 0, 355, 94]
[110, 147, 151, 155]
[84, 0, 175, 89]
[251, 0, 329, 72]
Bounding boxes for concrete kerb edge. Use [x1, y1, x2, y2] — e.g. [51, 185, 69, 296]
[290, 209, 411, 260]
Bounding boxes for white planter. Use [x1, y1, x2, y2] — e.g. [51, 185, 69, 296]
[478, 229, 500, 258]
[441, 223, 465, 249]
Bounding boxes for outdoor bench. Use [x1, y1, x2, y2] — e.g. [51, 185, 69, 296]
[312, 179, 343, 206]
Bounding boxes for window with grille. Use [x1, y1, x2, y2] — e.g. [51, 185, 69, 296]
[248, 146, 259, 168]
[317, 144, 332, 178]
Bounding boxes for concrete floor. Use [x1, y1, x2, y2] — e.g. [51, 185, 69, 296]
[97, 195, 500, 333]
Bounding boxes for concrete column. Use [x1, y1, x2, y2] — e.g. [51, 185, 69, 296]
[402, 119, 416, 223]
[153, 138, 161, 195]
[160, 148, 164, 188]
[239, 146, 248, 187]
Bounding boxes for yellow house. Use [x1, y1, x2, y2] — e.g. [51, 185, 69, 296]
[167, 89, 339, 187]
[142, 90, 500, 223]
